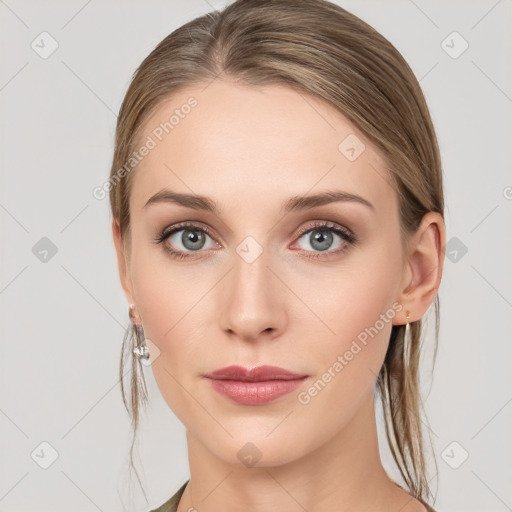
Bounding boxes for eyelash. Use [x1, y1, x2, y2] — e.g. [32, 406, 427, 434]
[153, 220, 358, 261]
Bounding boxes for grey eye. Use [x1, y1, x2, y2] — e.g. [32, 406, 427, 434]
[297, 228, 345, 252]
[168, 229, 214, 252]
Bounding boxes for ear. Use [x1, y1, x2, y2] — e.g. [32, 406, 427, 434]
[112, 219, 135, 306]
[394, 211, 446, 324]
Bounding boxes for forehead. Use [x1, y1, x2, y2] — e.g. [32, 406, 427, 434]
[129, 79, 396, 218]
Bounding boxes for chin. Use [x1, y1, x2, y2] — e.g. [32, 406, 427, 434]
[204, 431, 310, 469]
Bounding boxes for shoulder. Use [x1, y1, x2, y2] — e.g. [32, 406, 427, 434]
[413, 495, 438, 512]
[409, 497, 437, 512]
[390, 483, 436, 512]
[147, 480, 189, 512]
[400, 499, 436, 512]
[393, 482, 437, 512]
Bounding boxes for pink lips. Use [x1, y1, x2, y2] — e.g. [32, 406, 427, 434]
[203, 365, 309, 405]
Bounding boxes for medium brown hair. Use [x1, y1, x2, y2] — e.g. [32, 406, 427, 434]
[110, 0, 442, 506]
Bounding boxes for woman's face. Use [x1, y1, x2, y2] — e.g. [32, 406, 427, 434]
[117, 79, 413, 466]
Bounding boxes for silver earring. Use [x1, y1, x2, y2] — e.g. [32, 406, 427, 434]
[133, 341, 150, 360]
[129, 304, 150, 360]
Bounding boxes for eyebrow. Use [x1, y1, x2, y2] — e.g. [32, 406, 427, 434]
[143, 188, 375, 214]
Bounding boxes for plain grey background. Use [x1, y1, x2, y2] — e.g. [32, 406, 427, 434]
[1, 0, 511, 511]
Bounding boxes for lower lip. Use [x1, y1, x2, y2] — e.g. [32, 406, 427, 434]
[205, 377, 308, 405]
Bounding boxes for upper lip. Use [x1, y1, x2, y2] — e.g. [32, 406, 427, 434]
[203, 365, 308, 382]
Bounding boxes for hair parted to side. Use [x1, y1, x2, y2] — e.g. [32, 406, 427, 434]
[110, 0, 443, 506]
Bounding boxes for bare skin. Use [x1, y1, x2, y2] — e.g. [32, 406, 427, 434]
[113, 78, 444, 511]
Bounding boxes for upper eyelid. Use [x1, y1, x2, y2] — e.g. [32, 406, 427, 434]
[164, 221, 215, 238]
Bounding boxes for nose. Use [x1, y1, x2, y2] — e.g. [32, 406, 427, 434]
[219, 248, 287, 343]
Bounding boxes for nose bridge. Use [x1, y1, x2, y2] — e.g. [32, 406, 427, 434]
[219, 239, 286, 340]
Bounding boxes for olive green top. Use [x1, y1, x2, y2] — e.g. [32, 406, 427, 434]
[148, 480, 437, 512]
[149, 480, 188, 512]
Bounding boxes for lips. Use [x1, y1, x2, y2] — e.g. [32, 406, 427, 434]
[202, 365, 309, 405]
[203, 365, 307, 382]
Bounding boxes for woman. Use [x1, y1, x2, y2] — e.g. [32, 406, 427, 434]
[110, 0, 445, 510]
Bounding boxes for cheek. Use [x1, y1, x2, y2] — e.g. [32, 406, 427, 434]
[315, 259, 399, 337]
[128, 236, 196, 342]
[294, 272, 400, 438]
[127, 245, 213, 416]
[304, 242, 402, 383]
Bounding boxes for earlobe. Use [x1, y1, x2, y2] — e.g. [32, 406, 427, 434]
[112, 219, 135, 305]
[395, 211, 446, 324]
